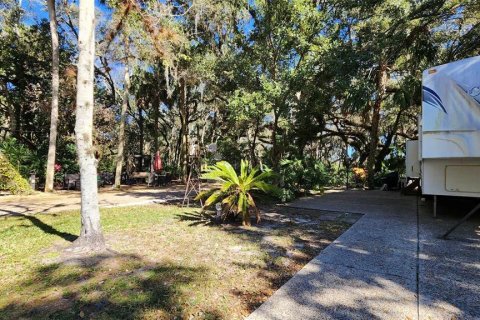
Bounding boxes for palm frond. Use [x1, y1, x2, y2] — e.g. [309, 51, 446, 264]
[250, 170, 275, 184]
[222, 193, 238, 207]
[240, 159, 249, 180]
[220, 180, 235, 192]
[216, 161, 239, 184]
[245, 192, 256, 208]
[200, 167, 228, 181]
[204, 190, 226, 207]
[246, 193, 261, 223]
[244, 166, 259, 185]
[195, 188, 219, 201]
[237, 192, 247, 214]
[253, 180, 281, 195]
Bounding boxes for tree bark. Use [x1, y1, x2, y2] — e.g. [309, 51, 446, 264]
[45, 0, 60, 192]
[249, 118, 260, 166]
[139, 105, 144, 160]
[153, 97, 159, 152]
[113, 60, 130, 188]
[6, 99, 16, 137]
[153, 71, 161, 152]
[366, 62, 388, 189]
[271, 109, 279, 169]
[178, 79, 188, 181]
[73, 0, 105, 250]
[374, 107, 404, 172]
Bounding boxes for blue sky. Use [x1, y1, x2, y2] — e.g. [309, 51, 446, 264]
[18, 1, 253, 90]
[20, 0, 123, 86]
[21, 0, 48, 24]
[21, 0, 110, 25]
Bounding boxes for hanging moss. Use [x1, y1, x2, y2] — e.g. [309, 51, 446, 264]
[0, 153, 32, 195]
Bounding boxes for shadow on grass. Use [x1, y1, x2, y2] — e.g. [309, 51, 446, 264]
[0, 203, 69, 217]
[0, 252, 222, 320]
[176, 211, 217, 226]
[14, 213, 78, 242]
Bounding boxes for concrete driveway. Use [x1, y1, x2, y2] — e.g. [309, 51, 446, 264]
[248, 190, 480, 320]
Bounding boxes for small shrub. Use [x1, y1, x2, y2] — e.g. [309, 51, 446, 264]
[56, 142, 79, 174]
[352, 167, 367, 186]
[196, 160, 280, 226]
[279, 188, 295, 202]
[279, 158, 335, 194]
[0, 138, 43, 178]
[0, 153, 33, 194]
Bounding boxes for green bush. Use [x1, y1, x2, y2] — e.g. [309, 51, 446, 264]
[279, 187, 295, 202]
[0, 138, 80, 186]
[279, 158, 333, 193]
[216, 138, 242, 168]
[329, 167, 347, 187]
[0, 138, 43, 178]
[56, 142, 79, 174]
[0, 153, 33, 194]
[274, 158, 349, 199]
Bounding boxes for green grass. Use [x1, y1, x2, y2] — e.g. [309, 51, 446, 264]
[0, 204, 353, 319]
[0, 206, 183, 281]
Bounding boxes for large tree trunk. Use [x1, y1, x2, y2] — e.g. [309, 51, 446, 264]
[173, 128, 181, 171]
[374, 107, 404, 172]
[113, 61, 130, 188]
[73, 0, 105, 250]
[153, 71, 160, 152]
[178, 79, 188, 181]
[249, 118, 260, 166]
[8, 105, 21, 139]
[271, 109, 279, 169]
[7, 106, 16, 137]
[138, 105, 144, 160]
[45, 0, 60, 193]
[366, 62, 388, 189]
[153, 101, 159, 152]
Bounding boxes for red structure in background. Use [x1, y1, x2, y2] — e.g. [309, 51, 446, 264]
[153, 151, 163, 172]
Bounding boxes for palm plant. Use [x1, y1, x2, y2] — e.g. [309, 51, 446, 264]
[195, 160, 279, 226]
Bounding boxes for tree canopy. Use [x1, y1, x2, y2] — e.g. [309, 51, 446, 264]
[0, 0, 478, 188]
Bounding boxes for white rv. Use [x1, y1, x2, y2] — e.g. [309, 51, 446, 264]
[406, 55, 480, 217]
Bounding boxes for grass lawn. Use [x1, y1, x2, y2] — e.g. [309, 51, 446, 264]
[0, 204, 359, 319]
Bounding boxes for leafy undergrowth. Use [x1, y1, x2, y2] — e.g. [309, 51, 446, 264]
[0, 204, 359, 319]
[0, 152, 32, 195]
